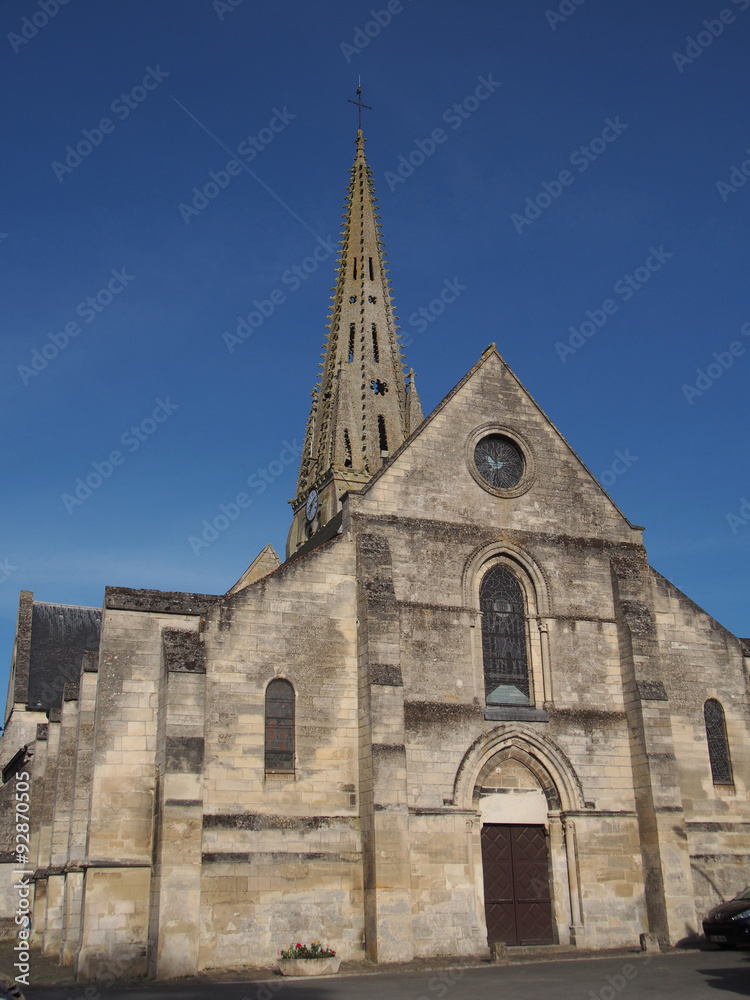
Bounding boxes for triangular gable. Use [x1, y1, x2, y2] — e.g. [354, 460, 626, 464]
[227, 544, 281, 595]
[351, 345, 642, 542]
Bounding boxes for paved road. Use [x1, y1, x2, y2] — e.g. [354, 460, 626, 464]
[22, 950, 750, 1000]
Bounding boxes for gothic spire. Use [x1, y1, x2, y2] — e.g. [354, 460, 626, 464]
[288, 128, 419, 553]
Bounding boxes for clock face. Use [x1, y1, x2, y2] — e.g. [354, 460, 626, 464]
[474, 435, 524, 491]
[305, 489, 319, 522]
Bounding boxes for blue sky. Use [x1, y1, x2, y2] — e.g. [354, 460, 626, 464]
[2, 0, 749, 702]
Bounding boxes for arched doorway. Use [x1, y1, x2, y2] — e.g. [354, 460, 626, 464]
[454, 731, 586, 949]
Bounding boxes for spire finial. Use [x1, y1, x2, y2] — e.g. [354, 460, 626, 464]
[347, 78, 372, 132]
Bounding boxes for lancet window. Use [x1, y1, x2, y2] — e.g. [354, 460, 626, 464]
[265, 679, 295, 772]
[704, 699, 733, 785]
[480, 566, 530, 706]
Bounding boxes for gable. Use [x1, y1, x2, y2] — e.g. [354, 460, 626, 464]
[353, 347, 641, 547]
[228, 544, 282, 594]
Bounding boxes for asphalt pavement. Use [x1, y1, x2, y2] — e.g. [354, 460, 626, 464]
[19, 948, 750, 1000]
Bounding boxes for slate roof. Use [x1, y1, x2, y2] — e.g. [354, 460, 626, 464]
[27, 602, 102, 711]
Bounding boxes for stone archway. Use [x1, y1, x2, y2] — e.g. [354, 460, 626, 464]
[453, 730, 586, 948]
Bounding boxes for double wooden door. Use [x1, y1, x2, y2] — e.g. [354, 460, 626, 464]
[481, 823, 554, 946]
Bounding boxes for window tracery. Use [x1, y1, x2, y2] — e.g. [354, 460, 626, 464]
[480, 566, 530, 706]
[704, 699, 733, 785]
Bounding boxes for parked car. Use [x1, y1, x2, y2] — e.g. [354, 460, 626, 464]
[703, 887, 750, 948]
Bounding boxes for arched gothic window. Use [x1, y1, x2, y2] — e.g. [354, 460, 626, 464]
[704, 699, 733, 785]
[480, 566, 530, 706]
[265, 679, 295, 772]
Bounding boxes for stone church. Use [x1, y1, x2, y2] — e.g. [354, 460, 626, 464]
[1, 126, 748, 982]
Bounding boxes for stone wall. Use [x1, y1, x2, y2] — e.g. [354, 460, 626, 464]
[196, 536, 363, 969]
[78, 599, 209, 980]
[651, 570, 750, 929]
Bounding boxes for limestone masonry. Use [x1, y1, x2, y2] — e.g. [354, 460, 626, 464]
[1, 127, 748, 981]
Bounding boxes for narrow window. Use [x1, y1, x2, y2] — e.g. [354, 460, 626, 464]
[480, 567, 530, 706]
[372, 323, 379, 363]
[704, 699, 733, 785]
[353, 257, 357, 280]
[265, 679, 295, 772]
[348, 323, 355, 363]
[344, 429, 352, 468]
[378, 415, 388, 454]
[368, 256, 374, 280]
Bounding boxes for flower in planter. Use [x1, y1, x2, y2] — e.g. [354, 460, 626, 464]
[279, 941, 336, 959]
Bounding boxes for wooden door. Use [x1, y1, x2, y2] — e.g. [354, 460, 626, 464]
[481, 824, 554, 946]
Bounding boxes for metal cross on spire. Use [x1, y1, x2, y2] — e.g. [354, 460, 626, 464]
[347, 78, 372, 130]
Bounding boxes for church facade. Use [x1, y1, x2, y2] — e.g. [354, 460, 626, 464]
[1, 128, 749, 982]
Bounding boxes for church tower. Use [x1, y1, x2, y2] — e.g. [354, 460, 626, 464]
[287, 127, 422, 555]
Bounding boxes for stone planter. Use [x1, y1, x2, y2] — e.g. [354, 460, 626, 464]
[277, 957, 341, 977]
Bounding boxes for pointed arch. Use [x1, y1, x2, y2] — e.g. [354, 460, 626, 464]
[480, 565, 530, 705]
[462, 539, 550, 616]
[452, 727, 585, 814]
[463, 542, 552, 709]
